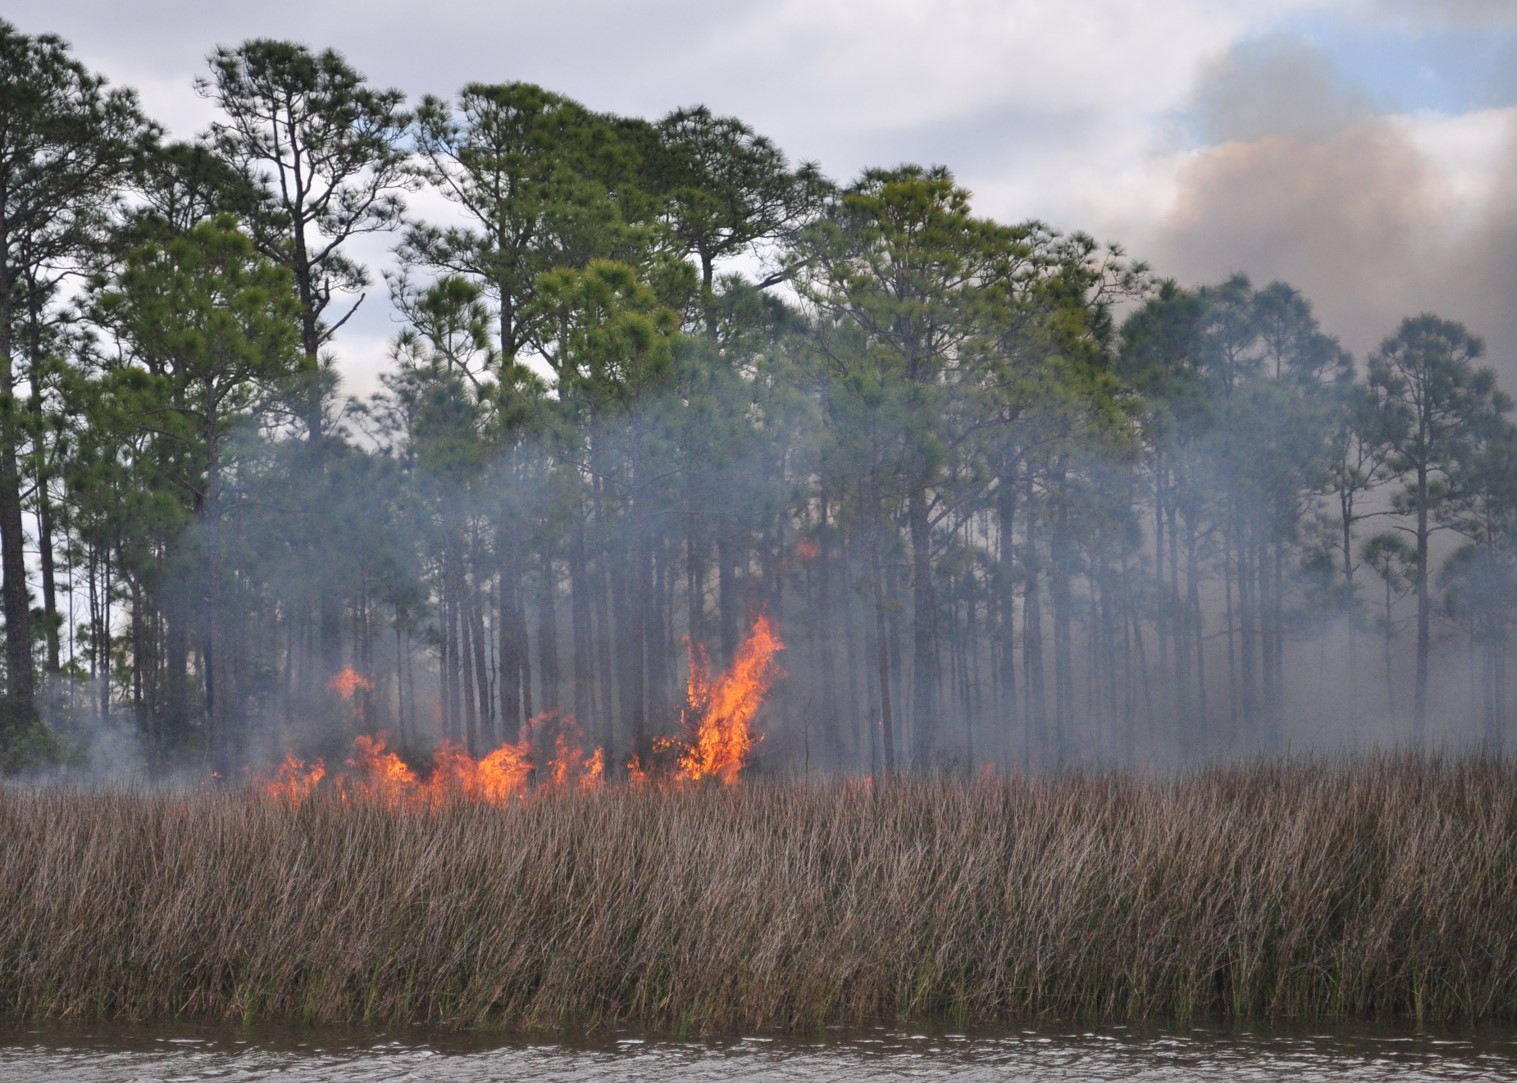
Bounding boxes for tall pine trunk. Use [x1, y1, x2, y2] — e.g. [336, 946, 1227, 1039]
[908, 480, 936, 767]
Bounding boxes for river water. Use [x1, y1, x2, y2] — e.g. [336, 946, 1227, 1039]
[3, 1023, 1516, 1081]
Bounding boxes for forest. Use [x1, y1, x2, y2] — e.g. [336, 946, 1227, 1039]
[3, 21, 1515, 780]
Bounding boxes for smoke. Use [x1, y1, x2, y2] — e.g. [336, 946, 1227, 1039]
[1149, 36, 1517, 385]
[10, 14, 1517, 784]
[1462, 117, 1517, 365]
[1192, 37, 1374, 146]
[33, 680, 148, 784]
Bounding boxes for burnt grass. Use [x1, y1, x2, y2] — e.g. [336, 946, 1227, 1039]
[3, 755, 1516, 1034]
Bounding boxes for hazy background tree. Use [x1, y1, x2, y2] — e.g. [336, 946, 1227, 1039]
[198, 39, 410, 690]
[1367, 316, 1500, 742]
[8, 24, 1517, 776]
[95, 216, 301, 772]
[0, 19, 150, 768]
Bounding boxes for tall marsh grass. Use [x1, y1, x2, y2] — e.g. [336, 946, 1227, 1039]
[3, 755, 1516, 1032]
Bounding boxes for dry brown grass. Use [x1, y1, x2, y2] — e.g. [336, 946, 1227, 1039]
[2, 755, 1516, 1033]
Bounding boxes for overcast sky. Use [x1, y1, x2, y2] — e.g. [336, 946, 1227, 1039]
[8, 1, 1517, 396]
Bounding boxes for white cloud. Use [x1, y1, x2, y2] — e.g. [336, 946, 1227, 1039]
[1351, 0, 1517, 30]
[672, 0, 1334, 168]
[1396, 106, 1514, 216]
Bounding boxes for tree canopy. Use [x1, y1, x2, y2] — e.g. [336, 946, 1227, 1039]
[5, 22, 1517, 777]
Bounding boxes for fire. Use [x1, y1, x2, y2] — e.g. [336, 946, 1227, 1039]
[347, 733, 418, 804]
[570, 746, 606, 789]
[264, 755, 326, 803]
[428, 737, 531, 802]
[540, 713, 606, 790]
[256, 713, 607, 807]
[675, 613, 784, 784]
[253, 617, 780, 803]
[328, 666, 373, 701]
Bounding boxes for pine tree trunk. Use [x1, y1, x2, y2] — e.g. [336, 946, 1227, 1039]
[908, 480, 936, 767]
[452, 540, 478, 753]
[1022, 495, 1047, 767]
[569, 514, 595, 728]
[717, 532, 739, 665]
[1414, 459, 1430, 743]
[686, 501, 705, 650]
[996, 470, 1018, 738]
[26, 312, 59, 680]
[204, 388, 230, 776]
[468, 565, 493, 745]
[537, 547, 562, 715]
[869, 528, 896, 781]
[815, 496, 841, 769]
[0, 406, 35, 736]
[495, 517, 521, 743]
[1050, 484, 1075, 760]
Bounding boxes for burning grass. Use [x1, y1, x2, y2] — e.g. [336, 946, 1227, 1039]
[261, 615, 783, 804]
[3, 755, 1517, 1034]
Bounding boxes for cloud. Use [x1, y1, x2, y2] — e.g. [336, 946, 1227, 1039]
[1139, 34, 1517, 391]
[676, 0, 1313, 167]
[1361, 0, 1517, 30]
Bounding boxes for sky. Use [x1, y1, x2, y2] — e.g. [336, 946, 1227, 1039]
[8, 0, 1517, 397]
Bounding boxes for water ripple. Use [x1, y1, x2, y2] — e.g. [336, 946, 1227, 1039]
[3, 1023, 1516, 1082]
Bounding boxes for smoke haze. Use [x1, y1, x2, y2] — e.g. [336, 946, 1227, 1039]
[1144, 37, 1517, 380]
[3, 5, 1517, 783]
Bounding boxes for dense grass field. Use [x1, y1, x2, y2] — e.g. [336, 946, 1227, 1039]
[3, 756, 1516, 1034]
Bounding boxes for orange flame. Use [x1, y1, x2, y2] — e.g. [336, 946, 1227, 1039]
[258, 711, 608, 807]
[427, 737, 531, 803]
[674, 613, 784, 784]
[328, 666, 373, 701]
[541, 713, 605, 790]
[346, 733, 418, 804]
[253, 618, 780, 803]
[265, 754, 326, 803]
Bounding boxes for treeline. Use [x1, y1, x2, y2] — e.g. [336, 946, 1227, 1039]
[2, 23, 1514, 776]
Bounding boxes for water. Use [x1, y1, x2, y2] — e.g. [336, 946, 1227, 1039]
[2, 1023, 1515, 1081]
